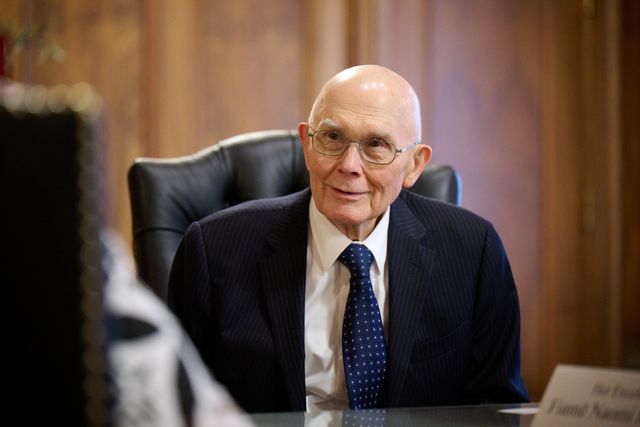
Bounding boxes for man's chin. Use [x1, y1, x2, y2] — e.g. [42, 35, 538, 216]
[328, 212, 375, 229]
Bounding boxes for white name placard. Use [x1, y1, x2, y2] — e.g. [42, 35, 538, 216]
[532, 365, 640, 427]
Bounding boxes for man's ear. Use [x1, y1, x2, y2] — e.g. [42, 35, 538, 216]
[298, 122, 312, 171]
[403, 144, 432, 188]
[298, 122, 309, 147]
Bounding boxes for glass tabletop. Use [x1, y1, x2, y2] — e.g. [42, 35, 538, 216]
[250, 402, 539, 426]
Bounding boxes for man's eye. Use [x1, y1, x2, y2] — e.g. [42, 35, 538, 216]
[325, 130, 343, 141]
[365, 138, 388, 148]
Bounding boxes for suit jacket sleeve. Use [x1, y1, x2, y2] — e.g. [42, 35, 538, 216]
[168, 221, 214, 366]
[464, 223, 529, 403]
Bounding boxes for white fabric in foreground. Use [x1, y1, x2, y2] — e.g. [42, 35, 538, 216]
[103, 232, 254, 427]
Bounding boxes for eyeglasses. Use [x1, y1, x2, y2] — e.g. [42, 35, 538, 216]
[307, 127, 420, 165]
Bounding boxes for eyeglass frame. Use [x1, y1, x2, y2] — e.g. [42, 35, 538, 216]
[306, 126, 422, 165]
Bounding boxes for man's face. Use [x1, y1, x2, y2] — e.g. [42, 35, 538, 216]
[300, 77, 428, 239]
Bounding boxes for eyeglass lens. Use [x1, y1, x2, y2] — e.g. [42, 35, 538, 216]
[313, 130, 395, 164]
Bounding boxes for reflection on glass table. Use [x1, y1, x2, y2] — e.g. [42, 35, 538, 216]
[250, 402, 539, 427]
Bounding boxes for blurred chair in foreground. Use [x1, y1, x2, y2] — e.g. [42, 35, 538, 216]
[2, 82, 252, 427]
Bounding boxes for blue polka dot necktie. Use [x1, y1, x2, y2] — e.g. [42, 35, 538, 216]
[338, 243, 387, 409]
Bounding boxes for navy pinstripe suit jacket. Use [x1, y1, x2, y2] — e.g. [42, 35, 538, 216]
[168, 188, 529, 413]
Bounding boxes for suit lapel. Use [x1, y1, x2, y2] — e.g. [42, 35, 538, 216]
[385, 195, 436, 406]
[259, 190, 310, 411]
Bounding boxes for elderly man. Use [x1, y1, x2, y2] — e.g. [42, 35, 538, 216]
[168, 65, 529, 413]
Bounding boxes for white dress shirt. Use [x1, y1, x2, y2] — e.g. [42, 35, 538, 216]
[304, 199, 390, 412]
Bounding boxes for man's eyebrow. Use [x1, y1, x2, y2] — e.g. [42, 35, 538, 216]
[316, 118, 393, 140]
[317, 118, 341, 129]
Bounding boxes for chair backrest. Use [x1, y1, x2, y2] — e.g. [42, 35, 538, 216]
[128, 129, 462, 300]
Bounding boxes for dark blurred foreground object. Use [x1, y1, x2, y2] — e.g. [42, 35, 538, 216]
[1, 82, 253, 427]
[2, 82, 109, 427]
[128, 131, 462, 299]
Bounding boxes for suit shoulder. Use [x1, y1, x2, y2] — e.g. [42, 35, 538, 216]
[184, 189, 310, 245]
[395, 190, 510, 270]
[397, 190, 493, 235]
[198, 189, 309, 225]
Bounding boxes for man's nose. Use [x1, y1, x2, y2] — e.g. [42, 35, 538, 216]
[338, 143, 364, 173]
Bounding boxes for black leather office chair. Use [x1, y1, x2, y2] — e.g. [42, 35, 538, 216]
[128, 129, 462, 300]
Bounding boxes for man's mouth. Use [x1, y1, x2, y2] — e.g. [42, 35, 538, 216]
[332, 186, 367, 199]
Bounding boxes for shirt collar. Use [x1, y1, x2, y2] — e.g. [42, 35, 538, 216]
[308, 198, 390, 274]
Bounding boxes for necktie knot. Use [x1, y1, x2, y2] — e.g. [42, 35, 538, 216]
[338, 243, 374, 279]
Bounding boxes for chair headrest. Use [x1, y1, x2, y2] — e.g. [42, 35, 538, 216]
[127, 129, 461, 299]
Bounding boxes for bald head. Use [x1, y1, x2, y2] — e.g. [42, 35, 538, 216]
[309, 65, 422, 143]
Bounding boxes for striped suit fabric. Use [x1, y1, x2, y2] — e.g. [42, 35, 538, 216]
[168, 188, 529, 413]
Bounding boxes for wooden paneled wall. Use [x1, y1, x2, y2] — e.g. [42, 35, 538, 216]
[2, 0, 142, 250]
[2, 0, 637, 401]
[143, 0, 310, 158]
[621, 0, 640, 370]
[539, 0, 627, 390]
